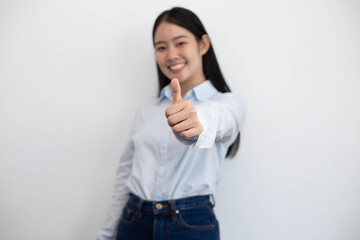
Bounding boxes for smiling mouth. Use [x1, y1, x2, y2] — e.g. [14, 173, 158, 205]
[169, 63, 186, 71]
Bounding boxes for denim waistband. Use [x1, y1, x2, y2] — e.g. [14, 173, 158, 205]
[127, 193, 215, 222]
[128, 193, 214, 213]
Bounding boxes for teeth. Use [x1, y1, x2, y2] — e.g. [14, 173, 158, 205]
[169, 63, 185, 70]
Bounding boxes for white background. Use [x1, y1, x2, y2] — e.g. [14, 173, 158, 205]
[0, 0, 359, 239]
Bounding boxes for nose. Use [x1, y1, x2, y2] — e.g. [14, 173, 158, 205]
[166, 45, 179, 62]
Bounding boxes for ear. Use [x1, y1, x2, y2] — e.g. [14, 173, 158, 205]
[199, 34, 211, 56]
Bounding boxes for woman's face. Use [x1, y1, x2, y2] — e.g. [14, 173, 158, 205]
[154, 22, 208, 89]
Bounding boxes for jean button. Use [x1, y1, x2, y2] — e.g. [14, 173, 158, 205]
[155, 203, 163, 210]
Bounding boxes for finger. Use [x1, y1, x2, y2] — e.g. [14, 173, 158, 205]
[165, 100, 191, 118]
[178, 128, 201, 138]
[167, 111, 188, 127]
[171, 118, 198, 133]
[171, 78, 182, 104]
[167, 104, 196, 125]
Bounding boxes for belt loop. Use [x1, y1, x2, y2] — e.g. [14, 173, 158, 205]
[210, 194, 216, 208]
[170, 200, 177, 221]
[136, 198, 144, 218]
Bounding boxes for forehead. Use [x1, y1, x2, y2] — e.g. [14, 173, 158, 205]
[154, 22, 195, 42]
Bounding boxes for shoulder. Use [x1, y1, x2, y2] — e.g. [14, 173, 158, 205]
[195, 80, 245, 105]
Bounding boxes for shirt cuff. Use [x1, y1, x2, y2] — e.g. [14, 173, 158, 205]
[192, 104, 217, 149]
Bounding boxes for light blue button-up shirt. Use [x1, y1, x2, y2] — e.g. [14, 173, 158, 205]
[98, 80, 246, 240]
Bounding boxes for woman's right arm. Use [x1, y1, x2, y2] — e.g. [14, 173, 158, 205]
[97, 104, 145, 239]
[97, 139, 135, 240]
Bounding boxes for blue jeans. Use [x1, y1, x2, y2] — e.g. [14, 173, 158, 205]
[116, 193, 220, 240]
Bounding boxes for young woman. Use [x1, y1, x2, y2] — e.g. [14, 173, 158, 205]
[98, 7, 246, 240]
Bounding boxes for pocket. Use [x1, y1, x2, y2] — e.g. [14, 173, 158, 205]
[177, 204, 217, 231]
[120, 204, 137, 226]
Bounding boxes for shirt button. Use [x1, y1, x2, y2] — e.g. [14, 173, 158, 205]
[161, 156, 166, 160]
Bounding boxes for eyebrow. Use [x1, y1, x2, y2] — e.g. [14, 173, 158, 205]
[154, 35, 188, 46]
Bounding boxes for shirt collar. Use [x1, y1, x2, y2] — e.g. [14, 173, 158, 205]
[156, 80, 218, 105]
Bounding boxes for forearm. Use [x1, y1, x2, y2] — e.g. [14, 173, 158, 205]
[175, 93, 246, 148]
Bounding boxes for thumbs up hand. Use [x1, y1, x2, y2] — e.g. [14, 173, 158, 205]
[165, 79, 203, 138]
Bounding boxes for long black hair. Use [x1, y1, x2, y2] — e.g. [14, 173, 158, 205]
[152, 7, 240, 159]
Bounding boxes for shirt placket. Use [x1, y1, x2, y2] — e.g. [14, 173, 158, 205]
[155, 112, 172, 200]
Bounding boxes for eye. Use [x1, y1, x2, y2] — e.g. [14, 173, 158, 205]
[156, 46, 166, 51]
[176, 42, 186, 47]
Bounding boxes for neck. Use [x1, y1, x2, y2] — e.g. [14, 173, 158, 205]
[180, 74, 206, 98]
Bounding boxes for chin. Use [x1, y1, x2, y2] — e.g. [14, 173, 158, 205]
[166, 75, 185, 83]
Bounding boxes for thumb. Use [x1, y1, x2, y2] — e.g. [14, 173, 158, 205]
[171, 78, 182, 104]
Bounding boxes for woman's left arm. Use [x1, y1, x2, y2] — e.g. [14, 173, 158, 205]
[192, 93, 246, 148]
[167, 91, 246, 148]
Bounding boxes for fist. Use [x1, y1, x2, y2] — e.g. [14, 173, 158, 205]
[165, 79, 203, 138]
